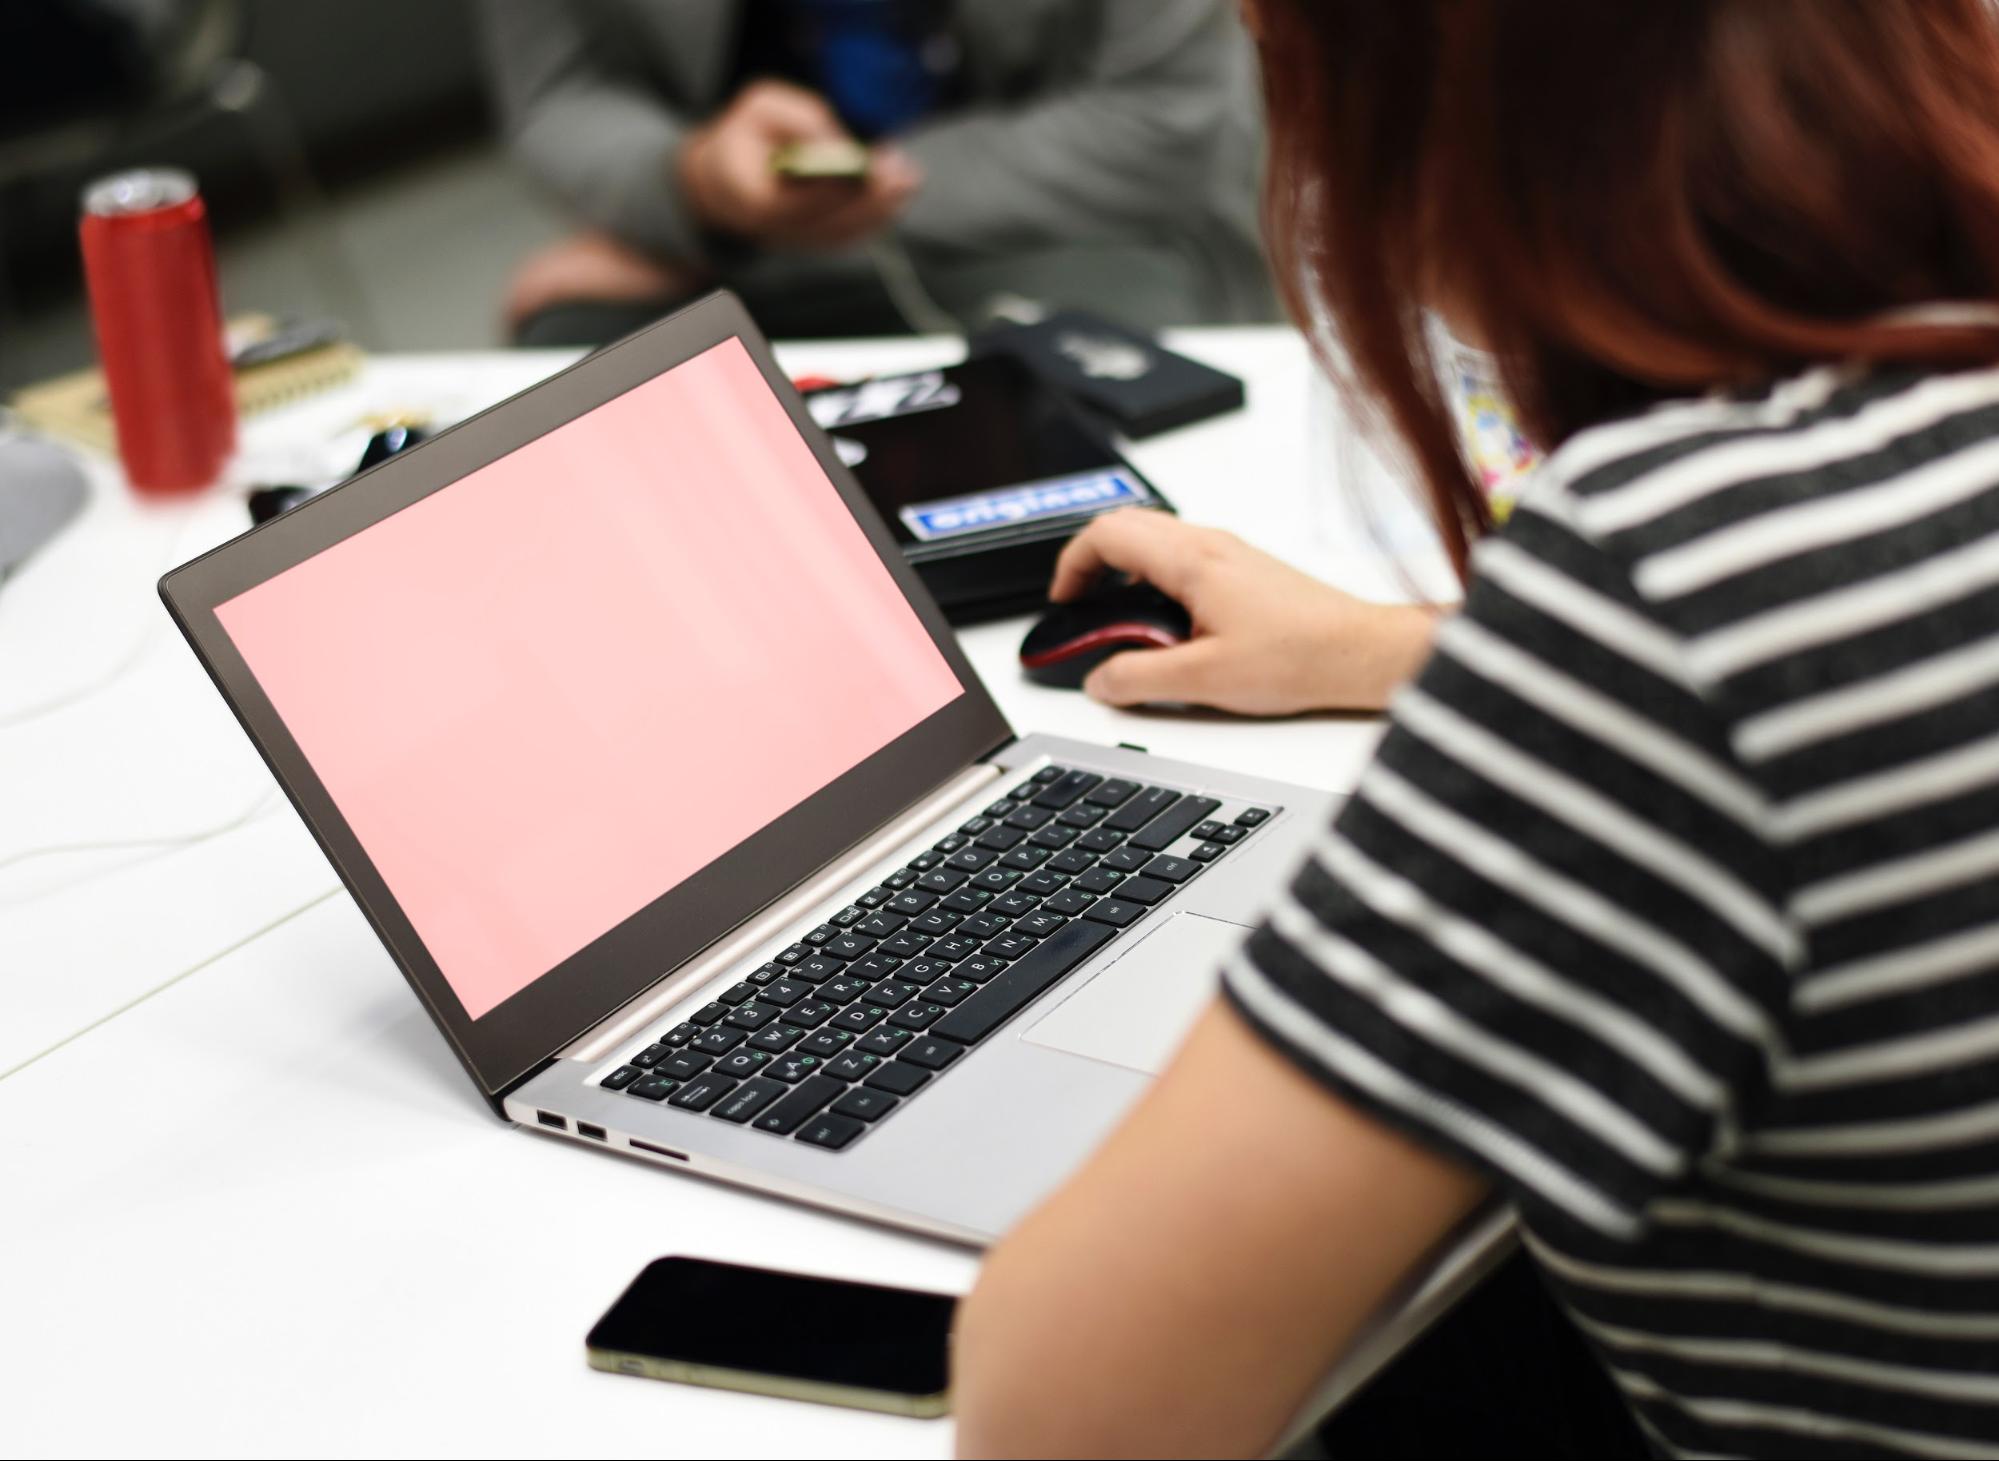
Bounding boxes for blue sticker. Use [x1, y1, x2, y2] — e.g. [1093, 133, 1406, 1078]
[901, 471, 1146, 542]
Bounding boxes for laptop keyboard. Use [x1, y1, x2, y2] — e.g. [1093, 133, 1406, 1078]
[597, 766, 1274, 1151]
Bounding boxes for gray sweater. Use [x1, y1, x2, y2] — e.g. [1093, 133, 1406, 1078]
[478, 0, 1270, 319]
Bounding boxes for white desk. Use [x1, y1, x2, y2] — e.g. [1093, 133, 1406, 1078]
[0, 328, 1499, 1457]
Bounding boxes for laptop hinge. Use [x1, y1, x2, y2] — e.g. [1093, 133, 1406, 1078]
[559, 759, 1008, 1065]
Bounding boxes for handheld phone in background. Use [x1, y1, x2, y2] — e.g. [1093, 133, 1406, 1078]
[770, 139, 873, 181]
[586, 1257, 955, 1417]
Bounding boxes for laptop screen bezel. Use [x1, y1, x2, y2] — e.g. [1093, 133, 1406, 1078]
[160, 292, 1013, 1102]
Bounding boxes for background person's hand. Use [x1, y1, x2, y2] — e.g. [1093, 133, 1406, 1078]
[679, 81, 920, 249]
[1049, 509, 1441, 714]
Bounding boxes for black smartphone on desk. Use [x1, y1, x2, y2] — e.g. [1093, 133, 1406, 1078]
[586, 1257, 956, 1417]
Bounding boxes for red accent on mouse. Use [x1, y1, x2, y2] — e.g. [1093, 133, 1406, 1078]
[1019, 581, 1193, 690]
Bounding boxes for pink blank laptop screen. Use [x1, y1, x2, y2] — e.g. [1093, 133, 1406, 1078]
[216, 338, 963, 1020]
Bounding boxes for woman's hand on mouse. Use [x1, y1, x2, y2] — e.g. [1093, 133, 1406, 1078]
[1049, 510, 1441, 714]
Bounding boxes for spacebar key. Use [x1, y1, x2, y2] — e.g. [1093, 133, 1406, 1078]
[933, 921, 1117, 1044]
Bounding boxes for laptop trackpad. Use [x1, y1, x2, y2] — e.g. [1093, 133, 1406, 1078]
[1022, 912, 1253, 1077]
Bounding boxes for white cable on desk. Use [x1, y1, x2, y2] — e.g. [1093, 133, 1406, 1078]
[0, 785, 283, 891]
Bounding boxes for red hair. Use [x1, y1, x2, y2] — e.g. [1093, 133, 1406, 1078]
[1253, 0, 1999, 578]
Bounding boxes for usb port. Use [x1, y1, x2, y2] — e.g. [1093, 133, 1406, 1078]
[577, 1122, 607, 1142]
[535, 1110, 566, 1130]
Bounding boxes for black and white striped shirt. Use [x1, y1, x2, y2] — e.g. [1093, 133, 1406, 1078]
[1226, 362, 1999, 1458]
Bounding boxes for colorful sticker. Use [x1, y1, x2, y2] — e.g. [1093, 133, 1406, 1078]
[900, 470, 1147, 542]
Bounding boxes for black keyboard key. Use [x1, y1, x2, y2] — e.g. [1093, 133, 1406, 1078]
[1033, 765, 1066, 783]
[766, 1053, 826, 1084]
[1106, 785, 1180, 833]
[1209, 824, 1247, 844]
[1235, 807, 1272, 827]
[921, 977, 980, 1006]
[628, 1074, 679, 1101]
[1073, 867, 1125, 895]
[888, 890, 937, 916]
[934, 920, 1118, 1044]
[760, 978, 809, 1008]
[1057, 804, 1108, 828]
[1000, 846, 1051, 871]
[1005, 804, 1055, 830]
[831, 905, 866, 927]
[798, 1029, 854, 1057]
[714, 1050, 773, 1079]
[795, 956, 843, 983]
[781, 1000, 837, 1028]
[992, 890, 1039, 917]
[776, 944, 812, 965]
[1086, 778, 1141, 808]
[1044, 888, 1096, 916]
[971, 868, 1023, 893]
[658, 1051, 712, 1080]
[712, 1077, 786, 1123]
[984, 933, 1037, 960]
[1102, 848, 1151, 873]
[1142, 854, 1201, 883]
[889, 1002, 946, 1030]
[856, 887, 891, 908]
[689, 1002, 729, 1025]
[902, 1036, 968, 1070]
[865, 1061, 933, 1096]
[831, 1003, 889, 1032]
[975, 825, 1026, 852]
[821, 975, 874, 1003]
[941, 889, 992, 915]
[884, 868, 919, 889]
[1192, 841, 1226, 862]
[754, 1074, 844, 1133]
[930, 935, 982, 962]
[796, 1113, 868, 1150]
[908, 850, 943, 871]
[748, 1023, 803, 1051]
[1014, 910, 1068, 938]
[633, 1043, 672, 1068]
[1077, 827, 1125, 852]
[746, 962, 783, 986]
[825, 1050, 882, 1082]
[1029, 824, 1079, 850]
[806, 924, 840, 946]
[1192, 820, 1228, 842]
[850, 954, 904, 980]
[1113, 876, 1174, 906]
[870, 979, 919, 1004]
[881, 933, 932, 958]
[858, 1026, 915, 1055]
[958, 815, 994, 836]
[900, 958, 952, 985]
[1082, 898, 1145, 928]
[661, 1022, 698, 1046]
[832, 1087, 899, 1122]
[1048, 848, 1096, 875]
[960, 911, 1011, 939]
[1129, 796, 1221, 852]
[824, 933, 876, 959]
[985, 799, 1021, 819]
[1020, 871, 1068, 897]
[916, 869, 967, 895]
[724, 1002, 780, 1030]
[911, 911, 960, 936]
[1033, 769, 1103, 809]
[691, 1027, 746, 1054]
[600, 1064, 643, 1090]
[946, 847, 998, 873]
[720, 981, 757, 1004]
[934, 833, 970, 854]
[957, 955, 1008, 982]
[668, 1074, 737, 1111]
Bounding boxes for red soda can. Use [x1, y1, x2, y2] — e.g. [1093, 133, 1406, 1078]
[78, 168, 236, 493]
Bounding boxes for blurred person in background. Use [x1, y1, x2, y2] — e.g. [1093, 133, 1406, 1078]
[478, 0, 1271, 345]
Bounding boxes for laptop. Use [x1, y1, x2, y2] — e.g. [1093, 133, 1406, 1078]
[160, 292, 1337, 1244]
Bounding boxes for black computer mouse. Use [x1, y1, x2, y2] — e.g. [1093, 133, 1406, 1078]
[1019, 581, 1193, 689]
